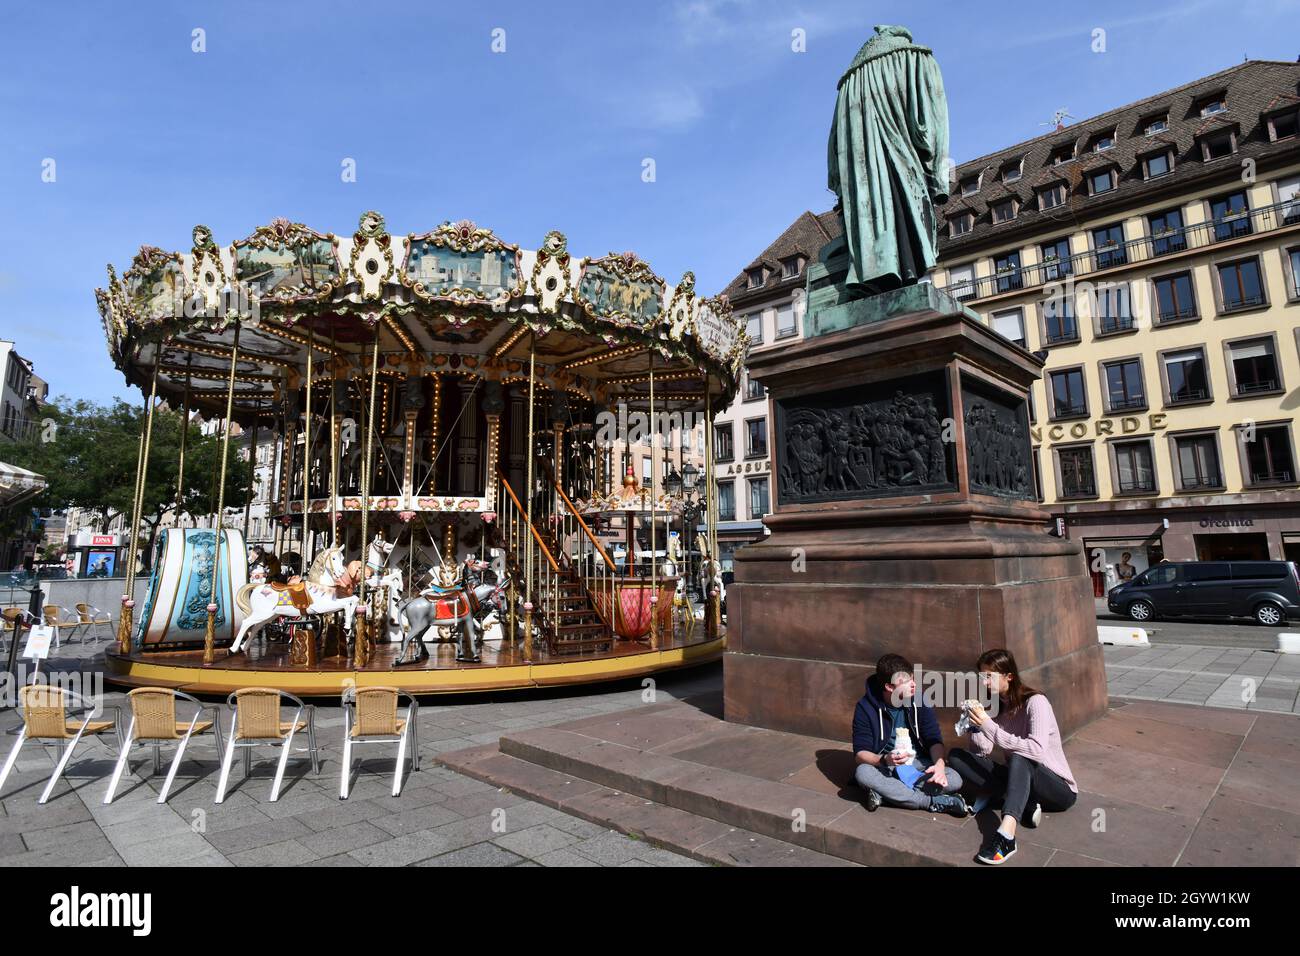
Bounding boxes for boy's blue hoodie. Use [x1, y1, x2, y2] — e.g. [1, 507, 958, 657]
[851, 674, 944, 758]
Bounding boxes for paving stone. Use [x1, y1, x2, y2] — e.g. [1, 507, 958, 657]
[228, 838, 321, 867]
[534, 847, 600, 867]
[492, 822, 582, 857]
[370, 801, 463, 837]
[207, 815, 315, 855]
[296, 820, 391, 856]
[417, 841, 526, 867]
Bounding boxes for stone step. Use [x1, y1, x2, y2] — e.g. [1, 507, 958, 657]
[436, 744, 858, 867]
[494, 726, 998, 866]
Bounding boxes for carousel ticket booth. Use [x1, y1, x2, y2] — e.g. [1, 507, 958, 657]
[96, 214, 744, 694]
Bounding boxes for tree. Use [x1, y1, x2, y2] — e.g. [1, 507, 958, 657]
[5, 397, 254, 569]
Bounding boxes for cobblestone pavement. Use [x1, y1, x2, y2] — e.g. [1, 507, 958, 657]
[0, 638, 717, 867]
[1104, 642, 1300, 713]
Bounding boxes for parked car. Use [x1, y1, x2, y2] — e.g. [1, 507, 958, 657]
[1107, 560, 1300, 626]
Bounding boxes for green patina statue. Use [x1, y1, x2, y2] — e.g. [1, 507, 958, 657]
[828, 25, 951, 296]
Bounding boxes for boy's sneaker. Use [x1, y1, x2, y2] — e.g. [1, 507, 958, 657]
[976, 831, 1017, 865]
[928, 794, 969, 818]
[1022, 800, 1042, 829]
[864, 789, 882, 812]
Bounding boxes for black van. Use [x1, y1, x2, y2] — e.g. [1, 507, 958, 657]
[1107, 560, 1300, 626]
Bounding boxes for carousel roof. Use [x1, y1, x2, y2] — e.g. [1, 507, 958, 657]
[96, 213, 748, 425]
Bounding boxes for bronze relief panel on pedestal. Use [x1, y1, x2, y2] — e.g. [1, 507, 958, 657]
[961, 376, 1034, 501]
[774, 371, 955, 505]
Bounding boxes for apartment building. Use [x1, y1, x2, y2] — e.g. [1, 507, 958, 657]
[932, 60, 1300, 591]
[714, 210, 841, 570]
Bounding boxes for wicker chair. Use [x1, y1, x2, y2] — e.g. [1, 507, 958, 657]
[2, 607, 38, 656]
[339, 686, 419, 799]
[103, 687, 224, 805]
[0, 684, 121, 804]
[43, 604, 84, 648]
[215, 687, 318, 803]
[75, 603, 114, 644]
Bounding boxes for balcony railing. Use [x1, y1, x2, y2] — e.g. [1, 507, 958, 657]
[1044, 327, 1080, 344]
[1169, 386, 1210, 403]
[1250, 469, 1295, 485]
[1156, 304, 1199, 323]
[1052, 401, 1088, 418]
[1180, 474, 1223, 490]
[1236, 378, 1280, 395]
[1222, 292, 1267, 312]
[1109, 395, 1147, 411]
[1116, 477, 1157, 494]
[939, 199, 1300, 302]
[1098, 315, 1136, 334]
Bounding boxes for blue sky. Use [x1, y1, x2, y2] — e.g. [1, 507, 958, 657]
[1, 0, 1296, 404]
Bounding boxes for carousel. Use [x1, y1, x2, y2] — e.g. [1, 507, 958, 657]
[95, 213, 745, 695]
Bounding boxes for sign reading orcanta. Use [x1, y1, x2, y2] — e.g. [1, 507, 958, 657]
[693, 297, 741, 364]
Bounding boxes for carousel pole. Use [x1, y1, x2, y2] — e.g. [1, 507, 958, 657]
[118, 355, 161, 655]
[355, 331, 380, 669]
[175, 356, 192, 515]
[329, 327, 340, 547]
[203, 323, 241, 666]
[704, 387, 717, 640]
[302, 326, 314, 565]
[243, 416, 259, 544]
[648, 350, 658, 649]
[523, 335, 536, 661]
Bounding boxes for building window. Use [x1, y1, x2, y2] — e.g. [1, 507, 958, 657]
[747, 269, 764, 289]
[1142, 150, 1172, 179]
[746, 312, 763, 344]
[1288, 246, 1300, 300]
[1058, 446, 1097, 499]
[1088, 168, 1116, 195]
[1051, 146, 1074, 165]
[1042, 293, 1077, 344]
[1144, 116, 1168, 135]
[1147, 208, 1187, 256]
[1227, 338, 1281, 396]
[994, 251, 1022, 292]
[776, 303, 797, 338]
[1104, 359, 1146, 412]
[991, 198, 1017, 224]
[1269, 109, 1299, 142]
[1201, 129, 1235, 161]
[715, 423, 734, 462]
[1275, 174, 1300, 224]
[745, 418, 767, 458]
[780, 257, 800, 279]
[991, 308, 1026, 348]
[960, 175, 981, 197]
[949, 212, 974, 237]
[1092, 224, 1127, 268]
[1163, 348, 1210, 404]
[1094, 283, 1134, 333]
[717, 481, 736, 521]
[1216, 257, 1265, 312]
[1049, 367, 1088, 419]
[1113, 441, 1156, 495]
[1153, 272, 1198, 323]
[946, 262, 976, 300]
[1210, 191, 1251, 241]
[744, 372, 765, 401]
[1091, 133, 1115, 152]
[1244, 425, 1295, 485]
[1040, 238, 1072, 280]
[1174, 434, 1222, 490]
[748, 477, 770, 519]
[1001, 159, 1023, 183]
[1200, 97, 1227, 117]
[1037, 183, 1066, 210]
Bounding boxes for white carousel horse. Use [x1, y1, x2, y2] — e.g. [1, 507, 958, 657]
[230, 546, 359, 653]
[362, 536, 408, 643]
[395, 559, 480, 664]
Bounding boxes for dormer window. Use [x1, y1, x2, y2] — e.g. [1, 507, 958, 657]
[780, 256, 802, 279]
[1051, 146, 1075, 166]
[1201, 128, 1236, 161]
[1268, 109, 1299, 142]
[1001, 159, 1023, 183]
[1144, 116, 1168, 135]
[960, 174, 982, 197]
[1200, 97, 1227, 117]
[949, 211, 974, 237]
[747, 268, 765, 289]
[1037, 183, 1067, 210]
[1142, 148, 1174, 180]
[991, 198, 1018, 224]
[1091, 133, 1116, 152]
[1088, 167, 1117, 196]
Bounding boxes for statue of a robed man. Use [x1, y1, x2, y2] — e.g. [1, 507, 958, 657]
[828, 25, 951, 296]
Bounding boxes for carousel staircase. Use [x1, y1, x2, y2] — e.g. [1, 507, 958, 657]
[494, 474, 615, 657]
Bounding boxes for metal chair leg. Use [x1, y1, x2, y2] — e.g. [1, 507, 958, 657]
[339, 733, 352, 800]
[307, 706, 319, 775]
[214, 713, 238, 804]
[0, 728, 28, 795]
[39, 725, 88, 804]
[270, 727, 296, 802]
[392, 722, 410, 797]
[102, 718, 136, 805]
[158, 730, 196, 804]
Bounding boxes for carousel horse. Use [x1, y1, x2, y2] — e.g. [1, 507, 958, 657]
[458, 555, 510, 644]
[230, 546, 359, 654]
[394, 559, 480, 665]
[364, 536, 405, 643]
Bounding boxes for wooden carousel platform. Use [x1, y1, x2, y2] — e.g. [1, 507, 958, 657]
[104, 627, 725, 697]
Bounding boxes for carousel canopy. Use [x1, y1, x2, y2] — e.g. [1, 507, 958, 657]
[96, 213, 748, 425]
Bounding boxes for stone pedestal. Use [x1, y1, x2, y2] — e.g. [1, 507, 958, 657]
[726, 286, 1107, 743]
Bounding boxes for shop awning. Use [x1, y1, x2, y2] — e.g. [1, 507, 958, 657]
[0, 461, 47, 507]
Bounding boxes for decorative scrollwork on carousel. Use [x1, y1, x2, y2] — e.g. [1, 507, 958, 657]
[122, 245, 185, 325]
[347, 210, 396, 301]
[233, 218, 343, 310]
[575, 250, 665, 329]
[666, 271, 696, 342]
[402, 219, 524, 308]
[528, 229, 574, 314]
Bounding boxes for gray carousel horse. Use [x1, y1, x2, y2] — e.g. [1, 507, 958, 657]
[393, 559, 481, 665]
